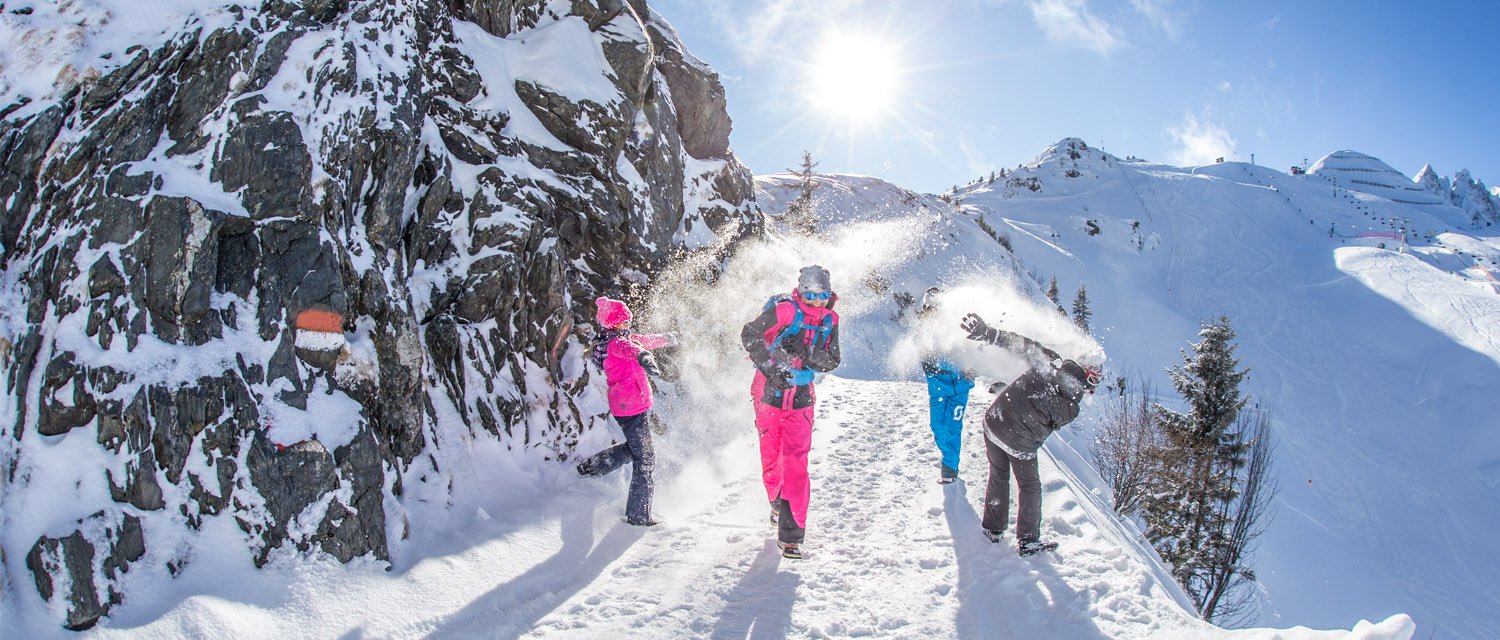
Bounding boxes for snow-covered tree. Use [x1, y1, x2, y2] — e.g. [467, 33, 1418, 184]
[1142, 316, 1272, 624]
[1072, 285, 1092, 332]
[1046, 276, 1065, 315]
[786, 151, 821, 235]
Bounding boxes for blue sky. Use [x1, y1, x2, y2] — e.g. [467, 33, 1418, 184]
[651, 0, 1500, 195]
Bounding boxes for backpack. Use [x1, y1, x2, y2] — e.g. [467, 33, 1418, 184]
[763, 294, 834, 349]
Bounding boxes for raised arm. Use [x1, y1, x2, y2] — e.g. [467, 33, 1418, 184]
[960, 313, 1062, 362]
[633, 332, 676, 350]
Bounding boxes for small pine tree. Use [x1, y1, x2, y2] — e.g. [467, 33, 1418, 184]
[1046, 276, 1061, 305]
[1141, 316, 1265, 623]
[785, 151, 820, 235]
[1072, 285, 1092, 332]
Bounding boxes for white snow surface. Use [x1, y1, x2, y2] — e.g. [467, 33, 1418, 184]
[0, 0, 243, 119]
[943, 141, 1500, 638]
[1, 133, 1425, 637]
[44, 378, 1407, 640]
[0, 2, 1488, 636]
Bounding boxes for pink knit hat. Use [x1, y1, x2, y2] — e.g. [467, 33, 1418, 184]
[595, 296, 633, 329]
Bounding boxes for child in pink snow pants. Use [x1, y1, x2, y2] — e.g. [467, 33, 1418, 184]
[577, 296, 675, 526]
[740, 266, 842, 559]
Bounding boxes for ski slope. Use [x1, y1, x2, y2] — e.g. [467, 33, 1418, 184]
[67, 378, 1407, 640]
[946, 140, 1500, 637]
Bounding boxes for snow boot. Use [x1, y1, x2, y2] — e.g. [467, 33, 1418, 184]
[1018, 540, 1058, 557]
[939, 465, 959, 484]
[982, 529, 1004, 543]
[626, 517, 661, 527]
[778, 541, 805, 560]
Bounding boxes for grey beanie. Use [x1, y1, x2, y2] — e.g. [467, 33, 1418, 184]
[797, 265, 832, 292]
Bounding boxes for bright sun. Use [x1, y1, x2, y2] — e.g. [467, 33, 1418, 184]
[807, 31, 901, 124]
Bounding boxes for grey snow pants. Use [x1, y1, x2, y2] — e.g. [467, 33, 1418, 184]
[981, 435, 1042, 543]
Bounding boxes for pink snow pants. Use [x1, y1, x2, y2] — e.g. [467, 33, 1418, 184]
[753, 390, 815, 529]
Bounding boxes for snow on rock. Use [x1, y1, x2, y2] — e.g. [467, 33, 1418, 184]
[0, 0, 755, 630]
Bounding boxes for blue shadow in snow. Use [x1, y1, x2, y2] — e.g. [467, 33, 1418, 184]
[944, 479, 1109, 639]
[711, 540, 801, 639]
[426, 506, 645, 639]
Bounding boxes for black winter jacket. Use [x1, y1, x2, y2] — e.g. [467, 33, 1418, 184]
[969, 327, 1091, 459]
[740, 297, 841, 409]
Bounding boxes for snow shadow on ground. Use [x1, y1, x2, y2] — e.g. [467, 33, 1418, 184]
[423, 508, 646, 639]
[709, 540, 801, 639]
[943, 481, 1109, 640]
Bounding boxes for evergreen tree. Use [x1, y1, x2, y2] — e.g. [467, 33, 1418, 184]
[1141, 316, 1262, 623]
[1072, 285, 1092, 332]
[1046, 276, 1065, 315]
[785, 151, 820, 235]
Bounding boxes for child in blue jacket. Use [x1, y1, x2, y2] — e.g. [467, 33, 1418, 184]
[919, 287, 975, 483]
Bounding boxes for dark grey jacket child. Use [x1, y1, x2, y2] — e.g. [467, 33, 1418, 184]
[960, 313, 1101, 556]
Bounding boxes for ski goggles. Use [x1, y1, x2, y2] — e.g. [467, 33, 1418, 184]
[801, 290, 833, 301]
[1083, 365, 1103, 388]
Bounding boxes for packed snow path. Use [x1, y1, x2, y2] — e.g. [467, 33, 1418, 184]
[90, 379, 1406, 639]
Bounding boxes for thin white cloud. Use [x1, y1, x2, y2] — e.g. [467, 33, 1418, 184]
[1166, 111, 1237, 167]
[1217, 80, 1233, 93]
[1026, 0, 1122, 55]
[958, 135, 994, 177]
[1128, 0, 1183, 38]
[696, 0, 869, 65]
[692, 0, 798, 64]
[906, 127, 940, 154]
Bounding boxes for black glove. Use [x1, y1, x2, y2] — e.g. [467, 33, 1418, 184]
[760, 361, 793, 391]
[779, 334, 808, 358]
[960, 313, 991, 340]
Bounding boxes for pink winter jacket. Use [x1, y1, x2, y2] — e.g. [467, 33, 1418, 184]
[603, 332, 673, 417]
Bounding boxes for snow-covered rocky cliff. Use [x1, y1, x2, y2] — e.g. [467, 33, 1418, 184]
[0, 0, 756, 629]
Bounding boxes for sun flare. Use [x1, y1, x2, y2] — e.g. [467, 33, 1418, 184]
[807, 31, 901, 124]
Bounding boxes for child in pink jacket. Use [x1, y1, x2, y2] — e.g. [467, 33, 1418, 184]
[576, 296, 675, 526]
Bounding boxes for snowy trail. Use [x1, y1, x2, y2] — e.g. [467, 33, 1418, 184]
[80, 378, 1410, 639]
[447, 377, 1235, 639]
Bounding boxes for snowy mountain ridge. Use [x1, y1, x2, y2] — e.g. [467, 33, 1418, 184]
[0, 0, 1493, 637]
[933, 140, 1499, 638]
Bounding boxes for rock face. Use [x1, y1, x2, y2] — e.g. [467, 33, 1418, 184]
[0, 0, 756, 628]
[1450, 169, 1500, 227]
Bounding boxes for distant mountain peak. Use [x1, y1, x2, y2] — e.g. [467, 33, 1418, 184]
[1414, 163, 1449, 198]
[1032, 137, 1119, 168]
[1310, 150, 1447, 206]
